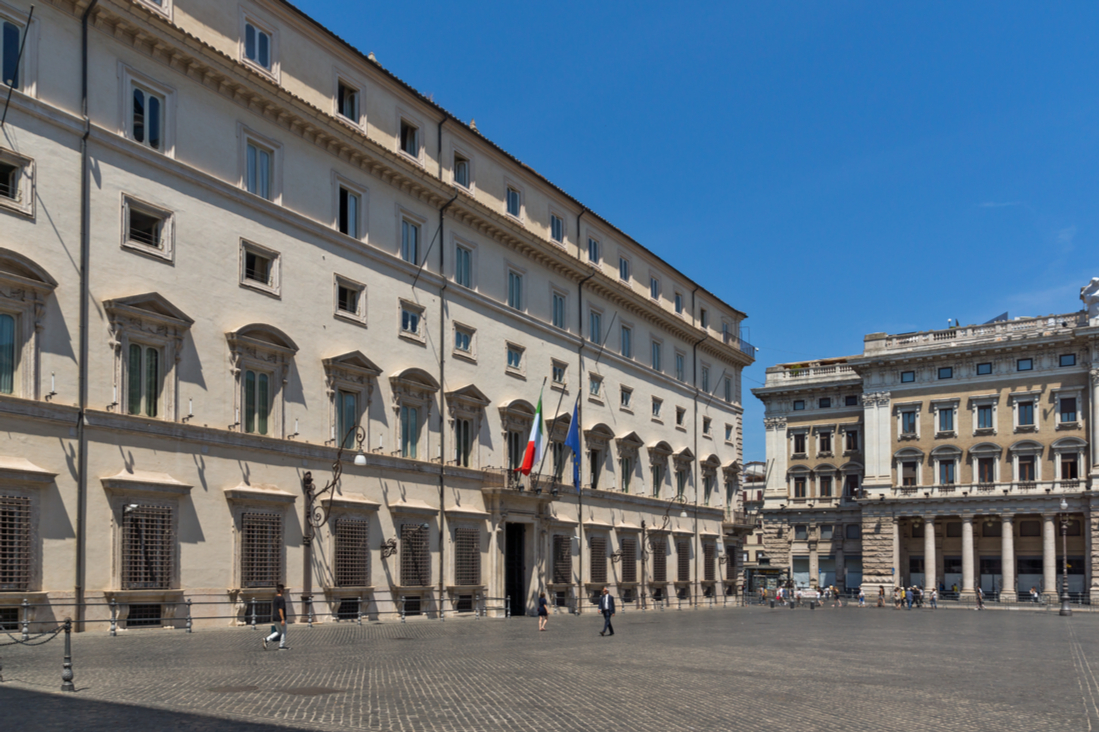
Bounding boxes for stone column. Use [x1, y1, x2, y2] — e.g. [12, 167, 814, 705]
[923, 516, 936, 596]
[1001, 515, 1015, 602]
[1087, 509, 1098, 606]
[1042, 513, 1057, 599]
[891, 517, 900, 589]
[961, 516, 975, 600]
[809, 545, 819, 589]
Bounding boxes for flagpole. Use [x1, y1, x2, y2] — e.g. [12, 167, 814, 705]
[533, 375, 569, 488]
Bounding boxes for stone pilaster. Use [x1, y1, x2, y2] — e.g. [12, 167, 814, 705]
[1001, 515, 1015, 602]
[923, 515, 937, 596]
[1042, 513, 1057, 600]
[1088, 507, 1098, 606]
[960, 516, 975, 601]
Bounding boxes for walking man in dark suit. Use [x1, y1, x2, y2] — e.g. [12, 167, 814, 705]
[598, 587, 615, 636]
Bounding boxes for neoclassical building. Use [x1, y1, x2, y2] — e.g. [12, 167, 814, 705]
[0, 0, 755, 630]
[752, 286, 1098, 603]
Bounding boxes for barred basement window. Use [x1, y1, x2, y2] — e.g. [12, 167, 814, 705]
[651, 537, 667, 582]
[552, 534, 571, 584]
[0, 495, 31, 592]
[336, 598, 360, 620]
[126, 603, 162, 627]
[400, 523, 429, 587]
[454, 527, 480, 586]
[590, 536, 607, 585]
[620, 537, 637, 583]
[725, 545, 737, 581]
[677, 539, 690, 582]
[245, 600, 272, 624]
[122, 505, 172, 590]
[455, 595, 473, 613]
[0, 607, 17, 630]
[703, 542, 716, 582]
[334, 517, 369, 587]
[241, 513, 282, 588]
[404, 596, 422, 616]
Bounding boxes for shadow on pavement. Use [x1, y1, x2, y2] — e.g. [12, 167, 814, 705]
[0, 687, 307, 732]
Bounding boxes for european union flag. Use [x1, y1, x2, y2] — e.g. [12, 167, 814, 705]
[563, 398, 581, 491]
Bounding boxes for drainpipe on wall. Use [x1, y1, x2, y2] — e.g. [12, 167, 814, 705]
[435, 181, 457, 618]
[690, 286, 704, 606]
[575, 263, 595, 614]
[75, 0, 99, 632]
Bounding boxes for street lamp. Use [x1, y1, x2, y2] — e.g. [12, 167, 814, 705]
[1058, 498, 1072, 617]
[300, 424, 368, 621]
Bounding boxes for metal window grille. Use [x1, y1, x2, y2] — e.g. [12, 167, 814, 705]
[620, 537, 637, 583]
[403, 596, 422, 616]
[0, 607, 17, 630]
[589, 536, 607, 584]
[725, 545, 738, 581]
[703, 543, 716, 581]
[677, 540, 690, 582]
[652, 537, 667, 582]
[126, 603, 162, 627]
[122, 505, 173, 590]
[454, 527, 480, 586]
[241, 513, 283, 588]
[552, 534, 571, 584]
[336, 598, 359, 620]
[400, 524, 430, 587]
[245, 600, 272, 624]
[334, 517, 369, 587]
[454, 594, 473, 612]
[0, 495, 31, 591]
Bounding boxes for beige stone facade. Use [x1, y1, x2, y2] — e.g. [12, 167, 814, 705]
[0, 0, 754, 630]
[752, 295, 1099, 604]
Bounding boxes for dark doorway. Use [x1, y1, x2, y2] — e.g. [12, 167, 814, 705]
[505, 523, 526, 617]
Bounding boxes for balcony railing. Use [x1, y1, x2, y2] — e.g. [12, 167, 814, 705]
[888, 479, 1091, 496]
[876, 312, 1088, 351]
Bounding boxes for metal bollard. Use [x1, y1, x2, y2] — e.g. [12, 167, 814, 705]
[60, 619, 74, 692]
[109, 599, 117, 637]
[21, 598, 29, 641]
[186, 598, 193, 633]
[505, 596, 511, 619]
[306, 596, 313, 629]
[677, 595, 682, 611]
[810, 601, 816, 611]
[770, 599, 775, 609]
[439, 591, 445, 622]
[400, 597, 406, 624]
[357, 597, 363, 626]
[475, 593, 480, 620]
[250, 598, 257, 630]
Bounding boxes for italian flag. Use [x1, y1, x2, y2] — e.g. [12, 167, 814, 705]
[519, 390, 547, 476]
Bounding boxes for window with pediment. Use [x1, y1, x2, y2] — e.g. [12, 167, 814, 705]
[615, 432, 642, 493]
[106, 294, 193, 421]
[391, 368, 439, 461]
[323, 351, 381, 449]
[227, 324, 298, 438]
[500, 399, 534, 471]
[446, 385, 490, 468]
[0, 249, 56, 399]
[648, 441, 672, 498]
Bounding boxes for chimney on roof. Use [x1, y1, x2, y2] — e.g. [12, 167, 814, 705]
[469, 119, 477, 131]
[368, 51, 377, 62]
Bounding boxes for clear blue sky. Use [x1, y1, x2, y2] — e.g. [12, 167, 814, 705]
[297, 0, 1098, 461]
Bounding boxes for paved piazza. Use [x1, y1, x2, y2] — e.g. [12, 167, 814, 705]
[1, 606, 1096, 732]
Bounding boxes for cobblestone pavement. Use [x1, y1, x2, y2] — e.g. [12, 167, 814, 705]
[1, 604, 1096, 731]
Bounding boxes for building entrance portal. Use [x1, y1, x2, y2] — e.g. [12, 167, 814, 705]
[505, 523, 527, 617]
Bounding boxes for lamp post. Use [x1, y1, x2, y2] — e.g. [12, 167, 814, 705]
[1058, 498, 1072, 617]
[301, 425, 368, 622]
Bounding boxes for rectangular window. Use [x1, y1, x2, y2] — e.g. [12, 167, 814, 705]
[550, 213, 564, 243]
[454, 245, 472, 288]
[1018, 456, 1035, 482]
[122, 505, 173, 589]
[651, 397, 662, 418]
[793, 433, 806, 454]
[1059, 397, 1077, 423]
[401, 219, 419, 264]
[702, 417, 712, 436]
[0, 158, 19, 202]
[334, 517, 369, 587]
[507, 345, 523, 370]
[701, 367, 709, 392]
[589, 311, 602, 344]
[590, 536, 608, 584]
[978, 457, 994, 484]
[336, 390, 358, 448]
[675, 407, 685, 427]
[245, 142, 272, 200]
[651, 463, 664, 496]
[845, 430, 858, 451]
[844, 474, 860, 497]
[651, 537, 667, 582]
[244, 22, 272, 70]
[338, 186, 359, 237]
[620, 387, 632, 409]
[620, 326, 632, 358]
[589, 376, 601, 397]
[977, 405, 993, 429]
[506, 187, 521, 217]
[793, 478, 806, 498]
[675, 353, 685, 382]
[650, 277, 659, 299]
[845, 395, 858, 406]
[400, 120, 419, 158]
[507, 431, 524, 471]
[589, 449, 602, 489]
[976, 362, 992, 375]
[507, 271, 523, 310]
[901, 411, 916, 434]
[454, 527, 480, 586]
[675, 469, 687, 499]
[724, 377, 732, 403]
[619, 457, 632, 492]
[453, 154, 469, 188]
[900, 371, 915, 383]
[242, 369, 270, 435]
[243, 247, 272, 286]
[618, 257, 630, 281]
[938, 367, 953, 380]
[901, 462, 916, 486]
[1059, 354, 1076, 367]
[131, 85, 164, 152]
[939, 408, 954, 432]
[0, 494, 31, 591]
[400, 523, 430, 587]
[1018, 401, 1035, 426]
[819, 397, 831, 409]
[650, 341, 661, 371]
[724, 424, 733, 442]
[126, 200, 169, 253]
[621, 537, 637, 583]
[699, 308, 709, 328]
[819, 432, 831, 453]
[1062, 458, 1078, 480]
[400, 404, 419, 459]
[337, 81, 359, 122]
[400, 305, 421, 336]
[674, 292, 683, 314]
[793, 400, 805, 411]
[0, 313, 14, 395]
[939, 460, 955, 485]
[820, 524, 834, 540]
[454, 326, 472, 353]
[240, 512, 282, 588]
[2, 20, 24, 90]
[336, 279, 363, 319]
[587, 237, 600, 263]
[1017, 358, 1032, 372]
[677, 540, 690, 582]
[124, 343, 160, 419]
[846, 524, 861, 539]
[552, 534, 571, 584]
[552, 361, 566, 385]
[552, 292, 566, 329]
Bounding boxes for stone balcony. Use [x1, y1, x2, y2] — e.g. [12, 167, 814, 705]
[760, 360, 862, 389]
[865, 311, 1089, 353]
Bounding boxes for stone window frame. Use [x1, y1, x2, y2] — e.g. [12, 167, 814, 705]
[1051, 387, 1083, 429]
[105, 294, 193, 422]
[450, 142, 475, 193]
[647, 441, 672, 498]
[505, 341, 526, 379]
[0, 1, 39, 97]
[0, 145, 35, 219]
[397, 298, 426, 344]
[238, 239, 281, 298]
[968, 394, 998, 436]
[333, 274, 367, 326]
[224, 485, 296, 593]
[226, 324, 298, 439]
[967, 443, 1002, 485]
[323, 498, 379, 592]
[0, 459, 57, 593]
[0, 249, 56, 399]
[395, 108, 425, 166]
[452, 321, 477, 363]
[503, 176, 526, 223]
[813, 464, 837, 499]
[120, 193, 175, 263]
[1009, 390, 1040, 432]
[930, 445, 962, 486]
[1008, 440, 1043, 483]
[331, 172, 368, 241]
[583, 423, 615, 490]
[893, 447, 924, 487]
[813, 425, 834, 457]
[618, 385, 632, 412]
[331, 65, 367, 132]
[787, 464, 810, 499]
[390, 368, 440, 462]
[894, 400, 921, 440]
[118, 63, 178, 158]
[323, 351, 381, 448]
[842, 425, 860, 453]
[445, 385, 490, 469]
[700, 455, 721, 506]
[930, 398, 959, 439]
[1051, 437, 1085, 480]
[788, 427, 809, 458]
[615, 432, 643, 493]
[550, 358, 568, 391]
[237, 123, 282, 204]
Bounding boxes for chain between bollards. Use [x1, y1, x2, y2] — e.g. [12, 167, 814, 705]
[60, 618, 74, 692]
